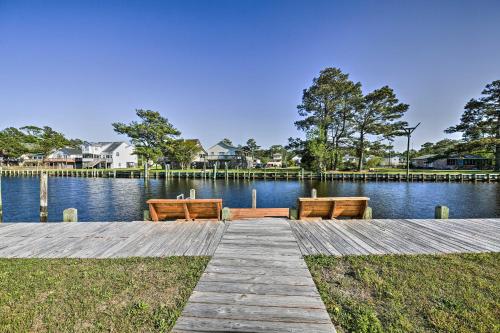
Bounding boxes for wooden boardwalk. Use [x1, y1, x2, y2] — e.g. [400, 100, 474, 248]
[1, 218, 499, 332]
[173, 218, 336, 333]
[289, 218, 500, 255]
[0, 221, 227, 258]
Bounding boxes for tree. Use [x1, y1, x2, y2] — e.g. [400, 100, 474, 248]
[0, 127, 29, 161]
[242, 138, 260, 164]
[221, 138, 233, 146]
[112, 109, 180, 174]
[446, 80, 500, 170]
[167, 139, 200, 169]
[353, 86, 409, 170]
[417, 139, 459, 156]
[295, 68, 362, 170]
[20, 126, 73, 159]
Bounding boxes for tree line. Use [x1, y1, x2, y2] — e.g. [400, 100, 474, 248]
[288, 68, 499, 171]
[0, 126, 81, 161]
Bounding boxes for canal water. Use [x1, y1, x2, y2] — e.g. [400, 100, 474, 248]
[1, 177, 499, 222]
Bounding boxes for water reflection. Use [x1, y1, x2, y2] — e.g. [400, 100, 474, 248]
[1, 177, 498, 222]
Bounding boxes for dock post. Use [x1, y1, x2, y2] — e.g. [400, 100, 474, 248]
[311, 188, 317, 198]
[143, 209, 151, 221]
[40, 173, 48, 222]
[222, 207, 231, 221]
[0, 167, 3, 222]
[435, 205, 449, 219]
[252, 189, 257, 209]
[362, 207, 373, 220]
[190, 189, 196, 199]
[213, 163, 217, 180]
[63, 208, 78, 222]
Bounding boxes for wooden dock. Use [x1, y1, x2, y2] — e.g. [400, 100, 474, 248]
[289, 218, 500, 255]
[173, 218, 336, 333]
[0, 218, 498, 258]
[0, 220, 227, 258]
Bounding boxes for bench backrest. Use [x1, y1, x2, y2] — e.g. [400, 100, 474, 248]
[297, 197, 369, 220]
[147, 199, 222, 221]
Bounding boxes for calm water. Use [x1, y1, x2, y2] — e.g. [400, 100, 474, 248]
[1, 177, 499, 222]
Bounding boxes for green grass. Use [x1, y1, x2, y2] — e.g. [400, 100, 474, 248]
[0, 257, 209, 332]
[371, 168, 496, 174]
[4, 167, 496, 174]
[305, 253, 500, 333]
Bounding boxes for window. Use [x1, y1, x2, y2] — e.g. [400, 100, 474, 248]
[116, 152, 120, 157]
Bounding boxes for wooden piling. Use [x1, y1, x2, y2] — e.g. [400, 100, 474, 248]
[362, 206, 373, 219]
[143, 209, 151, 221]
[311, 188, 317, 198]
[222, 207, 231, 221]
[252, 189, 257, 209]
[40, 173, 48, 222]
[435, 205, 449, 219]
[63, 208, 78, 222]
[190, 189, 196, 199]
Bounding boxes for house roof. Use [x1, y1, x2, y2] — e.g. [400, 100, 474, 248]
[208, 141, 237, 151]
[184, 139, 207, 153]
[102, 142, 124, 153]
[447, 154, 490, 160]
[56, 147, 82, 155]
[411, 154, 437, 160]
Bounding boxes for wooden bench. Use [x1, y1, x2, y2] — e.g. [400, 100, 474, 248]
[146, 199, 222, 222]
[297, 197, 371, 220]
[225, 208, 290, 220]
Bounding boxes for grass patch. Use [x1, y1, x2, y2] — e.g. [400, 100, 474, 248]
[0, 257, 209, 332]
[305, 253, 500, 333]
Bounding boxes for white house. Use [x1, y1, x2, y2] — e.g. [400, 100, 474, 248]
[206, 141, 251, 168]
[81, 142, 137, 169]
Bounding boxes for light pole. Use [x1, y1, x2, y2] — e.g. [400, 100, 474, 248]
[402, 123, 420, 180]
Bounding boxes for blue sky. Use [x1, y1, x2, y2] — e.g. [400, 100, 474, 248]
[1, 0, 499, 151]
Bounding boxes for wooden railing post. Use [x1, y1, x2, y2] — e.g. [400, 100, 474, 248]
[40, 173, 48, 222]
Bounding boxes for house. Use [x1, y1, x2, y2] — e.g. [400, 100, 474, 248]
[19, 147, 83, 169]
[45, 147, 83, 169]
[205, 141, 251, 168]
[411, 154, 492, 170]
[266, 153, 283, 168]
[379, 156, 404, 167]
[81, 142, 137, 169]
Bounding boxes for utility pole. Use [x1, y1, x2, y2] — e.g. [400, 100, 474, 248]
[402, 123, 420, 181]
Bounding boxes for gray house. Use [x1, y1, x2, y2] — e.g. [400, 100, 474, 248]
[411, 154, 492, 170]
